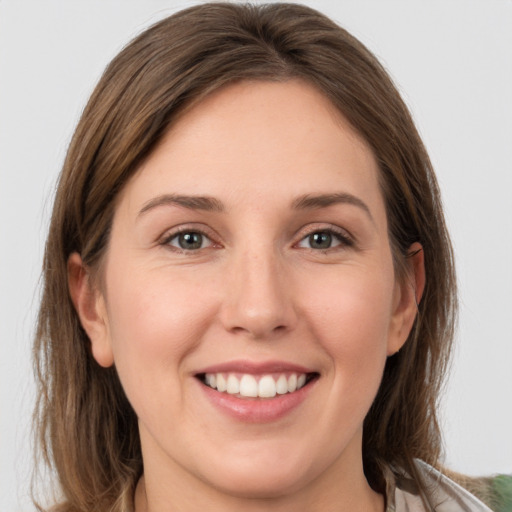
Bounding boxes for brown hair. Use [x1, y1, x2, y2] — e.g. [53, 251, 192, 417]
[34, 3, 457, 511]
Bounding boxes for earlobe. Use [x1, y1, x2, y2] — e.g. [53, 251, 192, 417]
[67, 253, 114, 367]
[387, 242, 425, 356]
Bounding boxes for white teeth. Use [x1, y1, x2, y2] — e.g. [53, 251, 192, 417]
[239, 374, 258, 397]
[287, 373, 297, 392]
[276, 374, 288, 395]
[205, 374, 216, 389]
[204, 372, 311, 398]
[216, 373, 227, 392]
[258, 375, 277, 398]
[226, 374, 240, 394]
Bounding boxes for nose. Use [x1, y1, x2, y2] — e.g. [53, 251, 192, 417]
[219, 248, 297, 340]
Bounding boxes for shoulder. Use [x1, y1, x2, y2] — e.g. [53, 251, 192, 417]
[414, 460, 493, 511]
[489, 473, 512, 512]
[387, 460, 508, 512]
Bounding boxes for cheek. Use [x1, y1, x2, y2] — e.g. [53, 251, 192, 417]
[281, 265, 395, 461]
[103, 264, 217, 398]
[302, 265, 394, 344]
[299, 265, 394, 391]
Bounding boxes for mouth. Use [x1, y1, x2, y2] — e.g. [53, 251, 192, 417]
[195, 362, 320, 422]
[197, 371, 319, 399]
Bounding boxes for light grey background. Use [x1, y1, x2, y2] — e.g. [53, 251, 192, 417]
[1, 1, 511, 510]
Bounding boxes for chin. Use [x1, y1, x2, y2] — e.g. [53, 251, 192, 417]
[198, 448, 317, 500]
[210, 467, 308, 500]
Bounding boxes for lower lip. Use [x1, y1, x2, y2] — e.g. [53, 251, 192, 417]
[199, 379, 316, 423]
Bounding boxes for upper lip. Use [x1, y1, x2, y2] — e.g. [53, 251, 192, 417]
[195, 360, 316, 375]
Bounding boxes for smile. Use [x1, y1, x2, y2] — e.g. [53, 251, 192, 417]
[201, 372, 314, 398]
[195, 364, 319, 422]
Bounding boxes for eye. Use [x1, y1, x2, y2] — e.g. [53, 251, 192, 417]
[297, 229, 352, 250]
[165, 231, 213, 251]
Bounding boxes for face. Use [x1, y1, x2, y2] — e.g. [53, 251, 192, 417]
[72, 80, 420, 505]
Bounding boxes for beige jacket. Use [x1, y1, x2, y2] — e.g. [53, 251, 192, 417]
[386, 460, 493, 512]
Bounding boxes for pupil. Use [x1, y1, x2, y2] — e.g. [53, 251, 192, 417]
[310, 232, 331, 249]
[179, 232, 202, 249]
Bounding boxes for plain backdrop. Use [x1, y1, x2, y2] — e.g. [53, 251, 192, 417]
[1, 1, 511, 510]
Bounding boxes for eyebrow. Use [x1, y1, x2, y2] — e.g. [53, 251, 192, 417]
[138, 191, 373, 221]
[138, 194, 225, 216]
[292, 193, 374, 222]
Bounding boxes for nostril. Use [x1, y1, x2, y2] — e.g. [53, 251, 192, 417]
[229, 323, 289, 339]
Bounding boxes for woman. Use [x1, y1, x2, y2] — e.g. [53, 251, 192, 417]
[33, 3, 509, 511]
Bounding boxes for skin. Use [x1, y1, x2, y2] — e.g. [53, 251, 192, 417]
[69, 80, 424, 512]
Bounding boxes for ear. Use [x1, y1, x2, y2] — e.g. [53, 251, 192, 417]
[387, 242, 426, 356]
[67, 252, 114, 367]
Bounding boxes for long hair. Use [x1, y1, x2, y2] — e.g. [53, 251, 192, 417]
[34, 3, 457, 510]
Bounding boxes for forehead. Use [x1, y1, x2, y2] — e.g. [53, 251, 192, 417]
[118, 80, 383, 217]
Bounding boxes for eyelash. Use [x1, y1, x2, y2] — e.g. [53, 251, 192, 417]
[160, 225, 354, 253]
[160, 226, 219, 253]
[295, 226, 354, 251]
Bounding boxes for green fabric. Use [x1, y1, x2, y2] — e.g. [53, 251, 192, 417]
[491, 474, 512, 512]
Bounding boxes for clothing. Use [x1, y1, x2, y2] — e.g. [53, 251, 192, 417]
[385, 460, 510, 512]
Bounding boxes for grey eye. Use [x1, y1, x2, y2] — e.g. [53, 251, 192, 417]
[298, 231, 342, 250]
[308, 232, 333, 249]
[168, 231, 211, 250]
